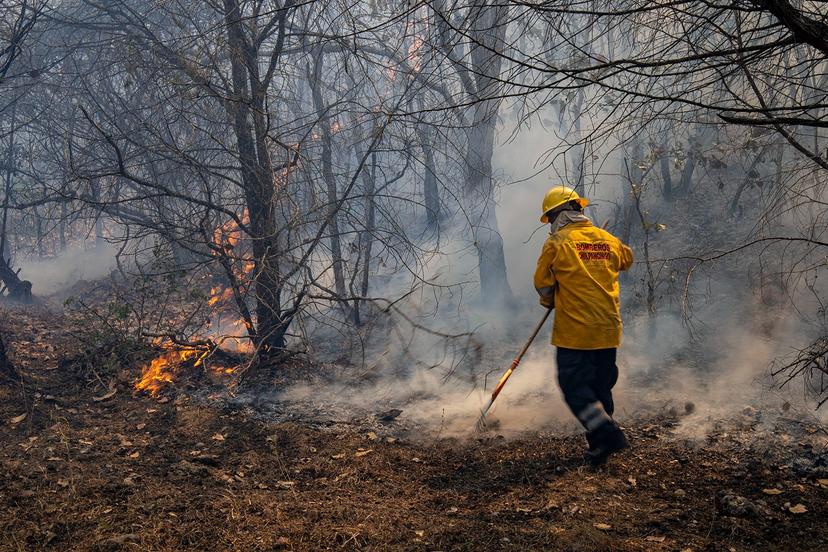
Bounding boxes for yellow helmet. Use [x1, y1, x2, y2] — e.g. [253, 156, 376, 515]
[540, 185, 589, 223]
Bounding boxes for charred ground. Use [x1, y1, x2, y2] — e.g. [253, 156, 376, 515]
[1, 304, 827, 551]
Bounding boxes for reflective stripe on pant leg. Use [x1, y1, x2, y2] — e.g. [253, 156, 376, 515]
[578, 401, 612, 431]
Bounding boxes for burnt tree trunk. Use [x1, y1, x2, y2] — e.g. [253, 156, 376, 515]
[416, 96, 441, 229]
[464, 2, 514, 307]
[59, 201, 67, 252]
[310, 50, 350, 313]
[0, 258, 32, 302]
[569, 88, 586, 196]
[222, 0, 297, 354]
[353, 150, 377, 326]
[34, 206, 45, 258]
[0, 103, 31, 303]
[420, 130, 440, 230]
[433, 0, 513, 306]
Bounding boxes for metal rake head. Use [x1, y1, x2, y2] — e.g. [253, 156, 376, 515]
[475, 412, 489, 433]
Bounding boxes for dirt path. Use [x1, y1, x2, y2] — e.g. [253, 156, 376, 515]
[1, 305, 827, 551]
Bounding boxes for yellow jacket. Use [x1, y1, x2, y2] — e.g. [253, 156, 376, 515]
[534, 221, 633, 349]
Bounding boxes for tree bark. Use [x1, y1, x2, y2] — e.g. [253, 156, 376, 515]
[464, 2, 514, 307]
[419, 127, 440, 229]
[465, 118, 513, 306]
[569, 88, 586, 196]
[0, 103, 30, 302]
[756, 0, 828, 56]
[0, 258, 31, 302]
[360, 154, 376, 301]
[59, 201, 67, 252]
[416, 96, 441, 229]
[353, 150, 377, 327]
[222, 0, 287, 352]
[34, 206, 44, 258]
[309, 51, 349, 313]
[1, 102, 15, 266]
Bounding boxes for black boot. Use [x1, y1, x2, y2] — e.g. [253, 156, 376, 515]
[585, 430, 598, 454]
[583, 422, 628, 467]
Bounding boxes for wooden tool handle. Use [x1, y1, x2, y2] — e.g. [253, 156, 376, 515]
[514, 308, 553, 365]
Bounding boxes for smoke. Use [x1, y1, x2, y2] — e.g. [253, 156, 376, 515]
[279, 305, 822, 441]
[262, 344, 575, 438]
[15, 244, 118, 296]
[264, 107, 828, 441]
[280, 207, 576, 438]
[615, 281, 828, 441]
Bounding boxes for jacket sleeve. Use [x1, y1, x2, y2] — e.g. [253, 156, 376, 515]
[617, 241, 634, 271]
[534, 238, 558, 308]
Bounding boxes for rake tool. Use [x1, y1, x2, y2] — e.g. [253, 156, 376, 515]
[475, 307, 553, 432]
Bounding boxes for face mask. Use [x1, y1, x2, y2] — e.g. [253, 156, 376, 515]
[551, 210, 591, 233]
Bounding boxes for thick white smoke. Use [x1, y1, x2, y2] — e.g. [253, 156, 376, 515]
[16, 244, 118, 296]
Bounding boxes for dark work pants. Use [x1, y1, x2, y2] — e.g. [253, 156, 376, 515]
[556, 347, 619, 437]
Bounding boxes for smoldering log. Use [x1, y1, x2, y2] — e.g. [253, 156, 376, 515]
[0, 259, 32, 303]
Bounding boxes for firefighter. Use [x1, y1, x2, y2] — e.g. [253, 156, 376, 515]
[534, 185, 634, 466]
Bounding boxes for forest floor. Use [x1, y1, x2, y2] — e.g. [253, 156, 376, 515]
[1, 302, 828, 551]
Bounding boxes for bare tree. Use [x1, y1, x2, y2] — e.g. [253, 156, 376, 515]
[430, 1, 515, 306]
[0, 0, 43, 87]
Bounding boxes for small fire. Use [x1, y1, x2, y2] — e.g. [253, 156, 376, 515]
[208, 286, 234, 307]
[206, 209, 256, 353]
[136, 209, 257, 397]
[205, 281, 255, 354]
[213, 210, 249, 251]
[135, 346, 210, 396]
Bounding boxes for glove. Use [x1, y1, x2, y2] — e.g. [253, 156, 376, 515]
[538, 287, 556, 309]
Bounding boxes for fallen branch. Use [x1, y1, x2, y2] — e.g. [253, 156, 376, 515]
[772, 336, 828, 409]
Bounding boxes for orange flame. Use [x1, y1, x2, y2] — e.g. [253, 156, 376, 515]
[135, 347, 209, 396]
[205, 210, 257, 353]
[213, 211, 249, 251]
[208, 286, 235, 307]
[136, 209, 257, 397]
